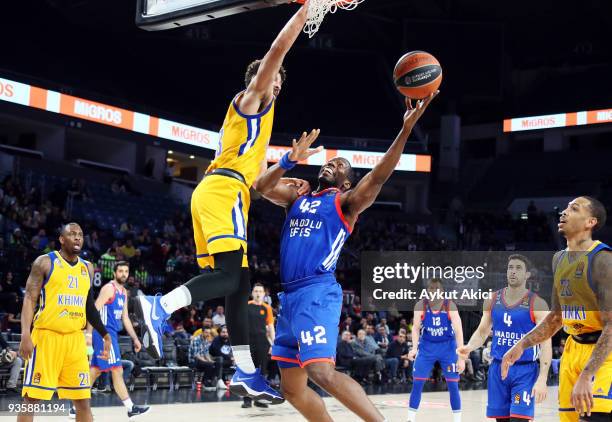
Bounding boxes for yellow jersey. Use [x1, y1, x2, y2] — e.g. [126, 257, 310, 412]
[33, 251, 91, 334]
[553, 240, 611, 335]
[207, 93, 275, 187]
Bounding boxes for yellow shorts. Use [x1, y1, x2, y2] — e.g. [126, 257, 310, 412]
[191, 174, 249, 269]
[22, 329, 91, 400]
[559, 336, 612, 421]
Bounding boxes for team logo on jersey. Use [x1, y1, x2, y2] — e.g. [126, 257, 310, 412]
[33, 372, 41, 384]
[59, 309, 69, 318]
[55, 258, 63, 269]
[514, 393, 520, 404]
[559, 279, 572, 297]
[117, 297, 124, 308]
[575, 262, 584, 278]
[596, 387, 604, 394]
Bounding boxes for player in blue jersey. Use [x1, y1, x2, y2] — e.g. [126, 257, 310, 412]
[72, 261, 150, 420]
[407, 278, 465, 422]
[253, 92, 437, 422]
[457, 254, 552, 421]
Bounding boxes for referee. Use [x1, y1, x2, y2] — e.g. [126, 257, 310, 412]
[242, 283, 275, 408]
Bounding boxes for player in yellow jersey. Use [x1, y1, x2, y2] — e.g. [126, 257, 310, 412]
[502, 196, 611, 422]
[135, 1, 312, 404]
[17, 223, 111, 422]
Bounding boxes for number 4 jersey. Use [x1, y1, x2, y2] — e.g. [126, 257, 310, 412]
[490, 288, 539, 362]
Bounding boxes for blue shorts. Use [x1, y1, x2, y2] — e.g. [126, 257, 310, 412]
[413, 338, 459, 382]
[91, 331, 122, 372]
[272, 276, 342, 368]
[487, 359, 538, 419]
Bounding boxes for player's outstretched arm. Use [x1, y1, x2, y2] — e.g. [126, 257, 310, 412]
[571, 250, 612, 415]
[457, 298, 493, 359]
[19, 255, 50, 359]
[532, 296, 551, 403]
[341, 92, 438, 221]
[256, 129, 321, 207]
[408, 301, 424, 360]
[240, 2, 309, 115]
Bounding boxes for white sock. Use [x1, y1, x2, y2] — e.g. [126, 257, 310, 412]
[232, 345, 256, 374]
[407, 408, 417, 422]
[122, 398, 133, 412]
[452, 411, 461, 422]
[160, 285, 192, 314]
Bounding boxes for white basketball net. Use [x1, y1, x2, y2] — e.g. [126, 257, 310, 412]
[304, 0, 365, 38]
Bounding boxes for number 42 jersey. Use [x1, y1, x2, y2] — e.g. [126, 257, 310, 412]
[279, 188, 352, 287]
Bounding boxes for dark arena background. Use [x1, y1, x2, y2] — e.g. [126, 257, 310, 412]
[0, 0, 611, 421]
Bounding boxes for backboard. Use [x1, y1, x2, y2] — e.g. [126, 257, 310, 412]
[136, 0, 288, 30]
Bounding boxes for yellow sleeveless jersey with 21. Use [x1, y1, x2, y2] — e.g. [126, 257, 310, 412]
[207, 93, 275, 187]
[553, 240, 611, 335]
[33, 251, 91, 334]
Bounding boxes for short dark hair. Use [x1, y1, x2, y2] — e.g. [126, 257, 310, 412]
[583, 196, 607, 232]
[114, 261, 129, 272]
[342, 158, 356, 186]
[244, 59, 287, 88]
[507, 254, 532, 271]
[252, 282, 265, 290]
[60, 222, 81, 236]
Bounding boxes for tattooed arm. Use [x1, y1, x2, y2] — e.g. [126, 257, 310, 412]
[580, 250, 612, 378]
[570, 250, 612, 416]
[19, 255, 51, 359]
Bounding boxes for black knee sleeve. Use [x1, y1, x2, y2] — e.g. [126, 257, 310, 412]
[225, 268, 251, 345]
[184, 249, 243, 301]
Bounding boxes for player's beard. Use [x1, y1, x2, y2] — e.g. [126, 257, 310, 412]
[116, 276, 128, 285]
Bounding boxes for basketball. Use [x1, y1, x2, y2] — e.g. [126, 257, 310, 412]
[393, 51, 442, 99]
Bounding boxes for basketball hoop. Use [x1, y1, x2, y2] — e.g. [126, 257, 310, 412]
[296, 0, 365, 38]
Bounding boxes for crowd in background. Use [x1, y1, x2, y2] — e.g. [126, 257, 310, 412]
[0, 171, 565, 390]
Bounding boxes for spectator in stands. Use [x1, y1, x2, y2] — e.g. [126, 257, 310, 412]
[377, 318, 390, 335]
[99, 247, 117, 280]
[9, 228, 26, 249]
[352, 329, 384, 383]
[386, 331, 410, 382]
[0, 333, 22, 393]
[126, 276, 144, 297]
[339, 316, 355, 334]
[212, 305, 226, 327]
[202, 317, 218, 337]
[171, 322, 189, 340]
[336, 331, 375, 385]
[5, 294, 21, 333]
[85, 230, 101, 255]
[184, 307, 203, 335]
[42, 239, 56, 254]
[374, 325, 392, 351]
[134, 263, 148, 287]
[209, 326, 234, 385]
[30, 229, 48, 251]
[1, 271, 21, 301]
[111, 177, 126, 194]
[119, 239, 137, 260]
[189, 328, 225, 390]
